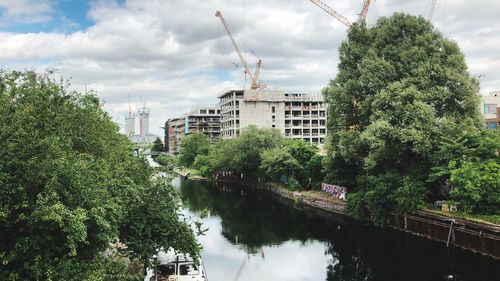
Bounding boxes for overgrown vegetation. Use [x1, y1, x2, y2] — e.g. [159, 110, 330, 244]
[0, 71, 200, 280]
[178, 126, 325, 190]
[323, 13, 498, 225]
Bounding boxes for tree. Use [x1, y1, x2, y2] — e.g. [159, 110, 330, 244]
[260, 147, 304, 183]
[232, 126, 284, 175]
[283, 139, 318, 186]
[0, 71, 199, 279]
[178, 132, 211, 167]
[205, 126, 285, 176]
[430, 128, 500, 214]
[322, 14, 482, 223]
[151, 137, 165, 152]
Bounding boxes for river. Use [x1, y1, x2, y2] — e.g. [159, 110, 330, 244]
[173, 177, 500, 281]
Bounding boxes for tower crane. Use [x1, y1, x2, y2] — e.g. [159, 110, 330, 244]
[309, 0, 352, 28]
[309, 0, 373, 28]
[425, 0, 436, 21]
[215, 10, 262, 90]
[357, 0, 372, 24]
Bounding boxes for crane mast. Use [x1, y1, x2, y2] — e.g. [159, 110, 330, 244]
[309, 0, 352, 28]
[357, 0, 372, 24]
[215, 10, 261, 90]
[426, 0, 436, 21]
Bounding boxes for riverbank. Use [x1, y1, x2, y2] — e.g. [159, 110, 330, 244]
[197, 173, 500, 259]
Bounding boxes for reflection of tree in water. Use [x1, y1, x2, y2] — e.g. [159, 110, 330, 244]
[179, 179, 500, 281]
[180, 179, 328, 253]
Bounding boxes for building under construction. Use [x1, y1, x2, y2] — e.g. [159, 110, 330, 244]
[219, 88, 327, 146]
[165, 107, 221, 155]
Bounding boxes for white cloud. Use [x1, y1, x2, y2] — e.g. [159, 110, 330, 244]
[0, 0, 53, 25]
[1, 0, 499, 135]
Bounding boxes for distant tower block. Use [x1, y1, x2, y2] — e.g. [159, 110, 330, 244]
[125, 95, 136, 136]
[138, 106, 150, 136]
[125, 115, 135, 135]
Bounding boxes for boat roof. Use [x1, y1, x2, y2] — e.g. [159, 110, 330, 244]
[156, 249, 195, 264]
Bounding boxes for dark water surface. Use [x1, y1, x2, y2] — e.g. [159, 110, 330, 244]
[173, 177, 500, 281]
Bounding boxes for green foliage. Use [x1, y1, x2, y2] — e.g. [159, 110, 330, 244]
[0, 71, 198, 279]
[207, 126, 284, 176]
[119, 178, 201, 268]
[429, 127, 499, 213]
[154, 155, 176, 171]
[151, 137, 165, 152]
[323, 13, 483, 222]
[178, 132, 211, 167]
[449, 160, 500, 214]
[193, 155, 212, 178]
[260, 147, 304, 182]
[306, 154, 325, 190]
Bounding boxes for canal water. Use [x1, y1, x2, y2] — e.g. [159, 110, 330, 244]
[173, 177, 500, 281]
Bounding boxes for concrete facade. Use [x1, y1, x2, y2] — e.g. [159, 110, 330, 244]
[165, 107, 221, 155]
[481, 91, 500, 129]
[218, 88, 327, 146]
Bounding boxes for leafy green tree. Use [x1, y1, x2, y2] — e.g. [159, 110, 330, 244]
[449, 160, 500, 214]
[206, 126, 284, 176]
[151, 137, 165, 152]
[178, 132, 211, 167]
[322, 14, 482, 223]
[284, 139, 318, 164]
[260, 147, 304, 184]
[0, 71, 198, 279]
[429, 128, 500, 214]
[233, 126, 285, 175]
[283, 139, 319, 187]
[306, 154, 325, 189]
[119, 179, 201, 268]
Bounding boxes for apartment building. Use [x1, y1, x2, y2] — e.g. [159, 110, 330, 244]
[218, 88, 327, 146]
[165, 107, 221, 155]
[481, 91, 500, 129]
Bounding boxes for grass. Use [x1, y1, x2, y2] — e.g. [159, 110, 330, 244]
[424, 206, 500, 226]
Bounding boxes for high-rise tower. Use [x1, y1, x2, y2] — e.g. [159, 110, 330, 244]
[124, 96, 135, 136]
[138, 106, 150, 136]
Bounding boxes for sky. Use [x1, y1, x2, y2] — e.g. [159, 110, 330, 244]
[1, 0, 499, 136]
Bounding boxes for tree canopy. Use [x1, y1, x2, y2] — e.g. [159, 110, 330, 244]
[151, 137, 165, 152]
[178, 132, 211, 167]
[323, 13, 486, 223]
[0, 71, 199, 279]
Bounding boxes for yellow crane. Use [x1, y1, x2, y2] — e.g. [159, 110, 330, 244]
[215, 10, 262, 90]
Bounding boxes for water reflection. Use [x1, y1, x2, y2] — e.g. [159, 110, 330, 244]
[175, 178, 500, 281]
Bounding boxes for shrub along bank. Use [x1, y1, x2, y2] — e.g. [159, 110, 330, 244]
[177, 127, 325, 190]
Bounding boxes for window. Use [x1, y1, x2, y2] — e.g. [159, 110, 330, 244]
[200, 109, 207, 114]
[272, 115, 276, 122]
[157, 264, 176, 277]
[484, 104, 497, 114]
[179, 263, 199, 275]
[272, 125, 276, 128]
[272, 106, 276, 113]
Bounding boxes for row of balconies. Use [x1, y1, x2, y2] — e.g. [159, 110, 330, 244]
[285, 114, 326, 118]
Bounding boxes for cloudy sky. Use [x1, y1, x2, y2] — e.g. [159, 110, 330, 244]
[1, 0, 499, 136]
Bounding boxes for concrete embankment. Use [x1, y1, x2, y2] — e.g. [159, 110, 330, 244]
[210, 173, 500, 259]
[172, 168, 190, 178]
